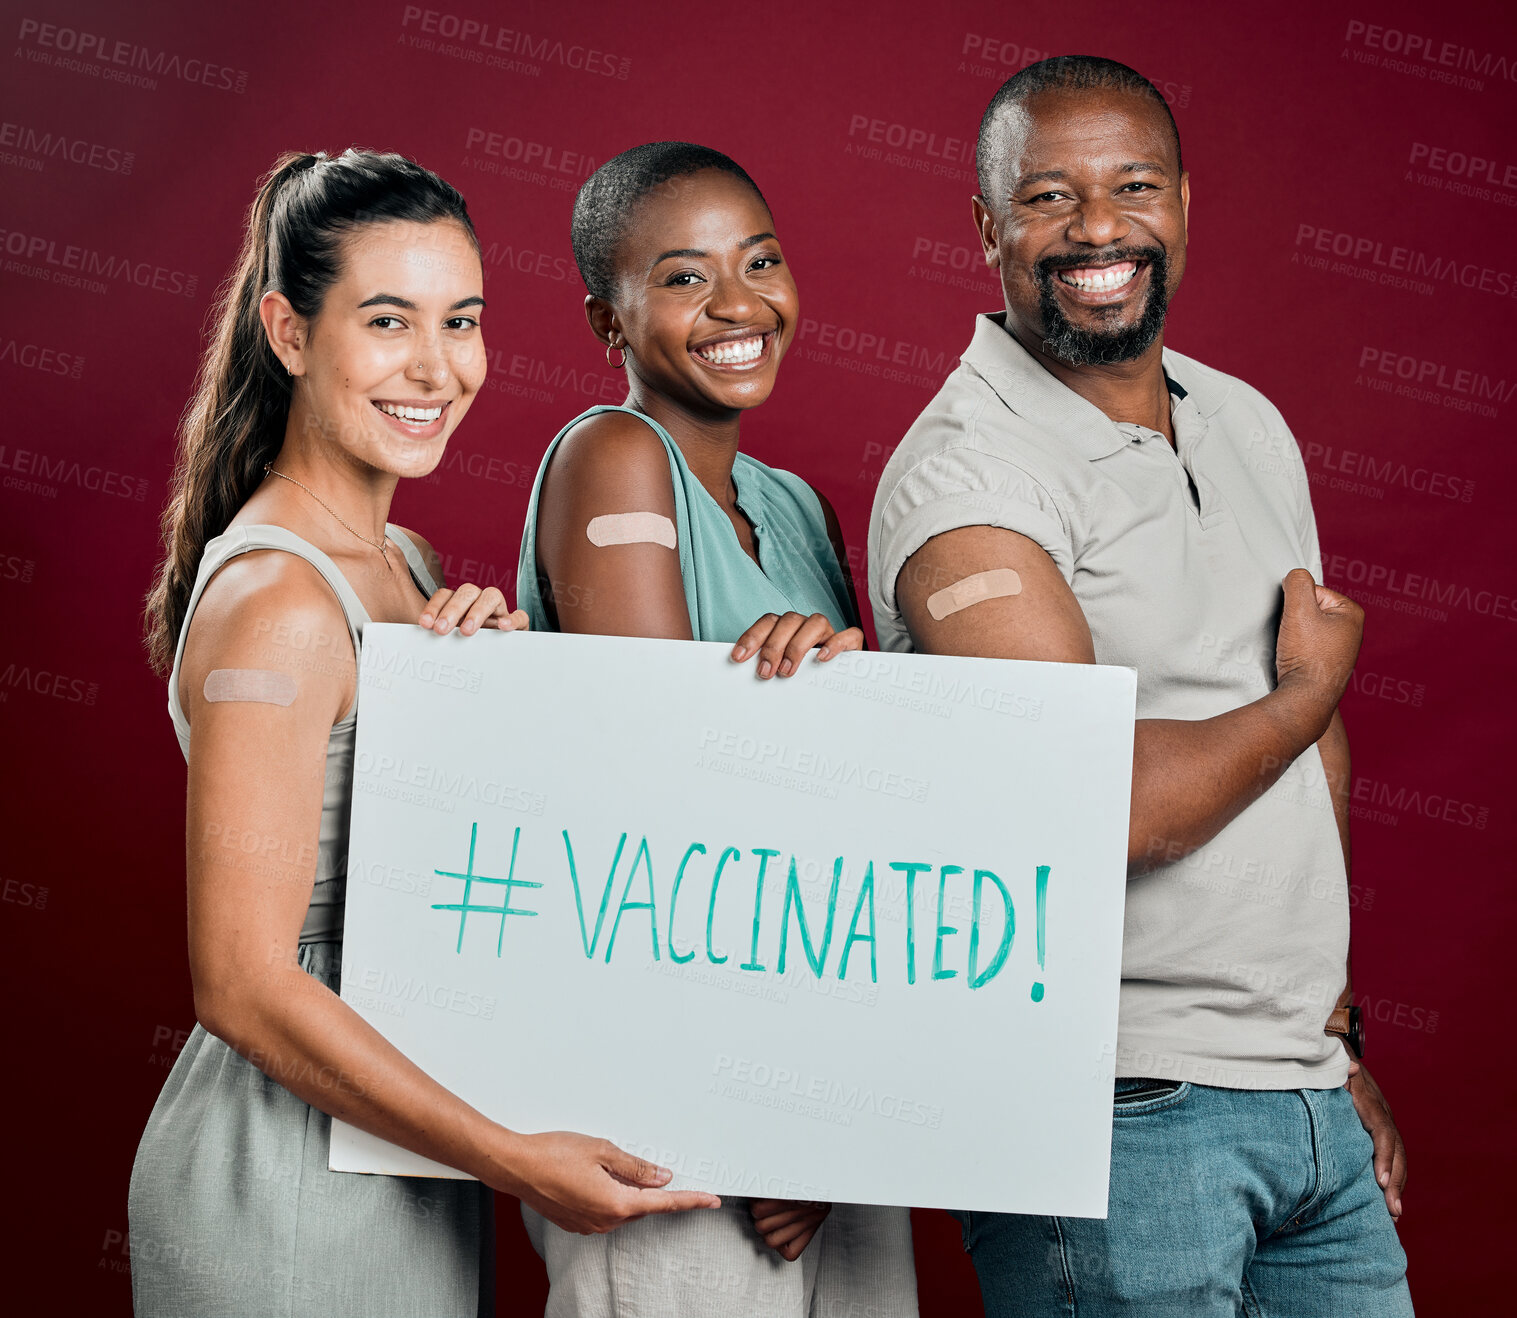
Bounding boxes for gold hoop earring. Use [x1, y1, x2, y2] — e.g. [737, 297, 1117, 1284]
[606, 340, 626, 370]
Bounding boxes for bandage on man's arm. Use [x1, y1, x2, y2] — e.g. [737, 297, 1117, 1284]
[897, 525, 1327, 875]
[533, 410, 694, 640]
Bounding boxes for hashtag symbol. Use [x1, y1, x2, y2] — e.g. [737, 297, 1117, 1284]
[431, 822, 541, 954]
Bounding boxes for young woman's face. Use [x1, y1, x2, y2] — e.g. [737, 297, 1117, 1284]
[608, 169, 797, 414]
[292, 218, 486, 478]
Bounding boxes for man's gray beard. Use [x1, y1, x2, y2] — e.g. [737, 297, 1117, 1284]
[1036, 254, 1170, 367]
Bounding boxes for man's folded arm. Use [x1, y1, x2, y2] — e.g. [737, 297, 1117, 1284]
[895, 525, 1334, 875]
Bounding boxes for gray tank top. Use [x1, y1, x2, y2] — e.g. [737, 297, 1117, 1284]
[166, 523, 439, 944]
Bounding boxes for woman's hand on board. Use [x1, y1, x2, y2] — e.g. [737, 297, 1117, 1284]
[750, 1198, 832, 1259]
[503, 1131, 720, 1234]
[730, 613, 863, 678]
[418, 584, 529, 636]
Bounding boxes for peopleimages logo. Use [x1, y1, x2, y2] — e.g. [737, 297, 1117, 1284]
[0, 227, 197, 298]
[1322, 553, 1517, 622]
[1359, 346, 1516, 404]
[0, 335, 84, 379]
[0, 121, 134, 174]
[907, 235, 999, 296]
[1351, 775, 1489, 831]
[14, 17, 248, 92]
[1409, 143, 1517, 191]
[479, 347, 622, 408]
[846, 114, 973, 165]
[843, 113, 976, 186]
[797, 318, 954, 374]
[480, 238, 577, 286]
[460, 127, 596, 193]
[955, 33, 1193, 109]
[1356, 345, 1512, 423]
[0, 662, 98, 705]
[1294, 224, 1517, 299]
[398, 7, 631, 79]
[1405, 142, 1517, 210]
[959, 32, 1053, 79]
[0, 444, 150, 500]
[1342, 19, 1517, 90]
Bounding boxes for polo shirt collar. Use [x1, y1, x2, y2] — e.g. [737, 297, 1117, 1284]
[960, 311, 1226, 461]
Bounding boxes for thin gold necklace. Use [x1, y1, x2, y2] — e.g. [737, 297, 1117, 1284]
[264, 464, 391, 564]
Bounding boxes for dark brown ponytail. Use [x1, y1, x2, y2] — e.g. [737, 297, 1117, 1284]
[142, 148, 478, 675]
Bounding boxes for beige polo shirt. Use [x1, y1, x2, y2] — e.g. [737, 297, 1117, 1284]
[870, 311, 1350, 1090]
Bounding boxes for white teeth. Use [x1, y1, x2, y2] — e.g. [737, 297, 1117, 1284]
[697, 335, 766, 365]
[378, 402, 444, 422]
[1060, 264, 1138, 291]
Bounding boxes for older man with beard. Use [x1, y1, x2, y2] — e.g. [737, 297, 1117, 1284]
[869, 56, 1413, 1318]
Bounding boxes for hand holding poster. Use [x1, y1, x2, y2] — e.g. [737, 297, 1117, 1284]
[332, 627, 1135, 1216]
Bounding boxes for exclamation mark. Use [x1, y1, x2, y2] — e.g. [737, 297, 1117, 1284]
[1031, 865, 1050, 1002]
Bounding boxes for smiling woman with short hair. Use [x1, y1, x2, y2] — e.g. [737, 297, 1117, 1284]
[514, 140, 919, 1317]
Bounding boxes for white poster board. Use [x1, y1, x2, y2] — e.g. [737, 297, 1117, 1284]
[332, 626, 1135, 1216]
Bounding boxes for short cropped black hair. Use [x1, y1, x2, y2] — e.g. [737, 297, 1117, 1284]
[976, 56, 1183, 199]
[570, 141, 768, 300]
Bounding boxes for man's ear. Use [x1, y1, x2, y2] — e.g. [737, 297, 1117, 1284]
[1179, 172, 1190, 234]
[970, 196, 1000, 269]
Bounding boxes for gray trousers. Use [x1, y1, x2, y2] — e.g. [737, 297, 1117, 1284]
[523, 1199, 918, 1317]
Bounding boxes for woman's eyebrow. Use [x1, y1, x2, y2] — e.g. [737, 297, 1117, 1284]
[356, 294, 486, 310]
[650, 232, 778, 269]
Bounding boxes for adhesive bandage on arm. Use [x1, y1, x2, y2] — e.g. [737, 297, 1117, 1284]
[203, 668, 298, 706]
[926, 568, 1024, 621]
[586, 512, 677, 550]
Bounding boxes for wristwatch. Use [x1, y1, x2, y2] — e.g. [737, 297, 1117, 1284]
[1325, 1004, 1365, 1059]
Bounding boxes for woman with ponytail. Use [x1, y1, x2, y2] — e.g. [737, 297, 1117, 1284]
[132, 149, 718, 1318]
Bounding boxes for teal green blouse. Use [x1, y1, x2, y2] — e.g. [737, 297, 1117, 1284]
[516, 405, 857, 642]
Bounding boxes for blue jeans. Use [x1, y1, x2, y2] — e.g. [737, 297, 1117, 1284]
[955, 1080, 1413, 1317]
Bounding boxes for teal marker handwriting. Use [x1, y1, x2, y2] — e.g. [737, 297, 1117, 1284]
[433, 825, 1049, 991]
[430, 822, 541, 954]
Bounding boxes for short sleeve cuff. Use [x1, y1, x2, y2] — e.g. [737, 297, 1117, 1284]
[874, 485, 1074, 620]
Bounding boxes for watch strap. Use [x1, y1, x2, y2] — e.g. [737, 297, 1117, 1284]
[1325, 1004, 1364, 1058]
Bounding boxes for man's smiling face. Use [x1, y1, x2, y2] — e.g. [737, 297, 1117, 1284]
[974, 86, 1189, 367]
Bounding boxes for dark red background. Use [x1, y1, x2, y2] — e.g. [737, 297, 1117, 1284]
[3, 0, 1512, 1310]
